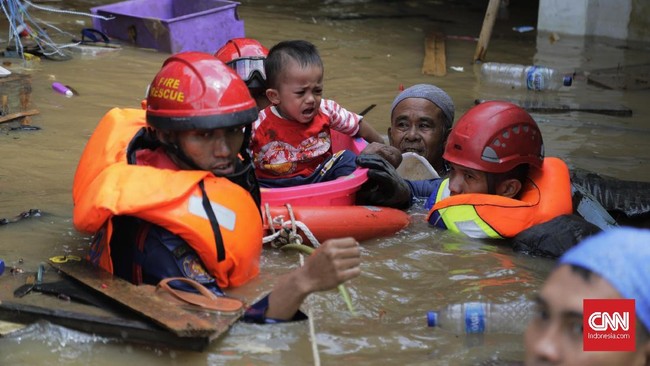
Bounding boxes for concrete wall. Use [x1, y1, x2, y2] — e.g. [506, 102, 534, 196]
[538, 0, 590, 36]
[538, 0, 650, 42]
[628, 0, 650, 42]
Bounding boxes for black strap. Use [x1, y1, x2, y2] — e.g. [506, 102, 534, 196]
[198, 180, 226, 262]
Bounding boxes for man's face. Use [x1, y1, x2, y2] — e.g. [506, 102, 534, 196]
[388, 98, 448, 171]
[173, 127, 244, 177]
[524, 265, 647, 366]
[447, 162, 489, 195]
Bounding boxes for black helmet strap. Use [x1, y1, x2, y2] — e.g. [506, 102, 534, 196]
[227, 124, 262, 210]
[163, 125, 262, 212]
[164, 139, 203, 171]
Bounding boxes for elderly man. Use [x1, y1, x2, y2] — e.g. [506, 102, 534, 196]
[361, 83, 455, 175]
[387, 83, 455, 174]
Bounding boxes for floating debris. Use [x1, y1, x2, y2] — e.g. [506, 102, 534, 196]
[1, 0, 113, 62]
[512, 26, 535, 33]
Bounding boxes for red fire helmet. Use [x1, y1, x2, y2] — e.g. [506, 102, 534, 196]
[214, 38, 269, 63]
[214, 38, 268, 89]
[146, 51, 258, 131]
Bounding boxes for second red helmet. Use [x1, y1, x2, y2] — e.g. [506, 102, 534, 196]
[443, 101, 544, 174]
[215, 38, 268, 89]
[215, 37, 269, 62]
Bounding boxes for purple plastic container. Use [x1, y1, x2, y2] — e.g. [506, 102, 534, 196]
[90, 0, 245, 54]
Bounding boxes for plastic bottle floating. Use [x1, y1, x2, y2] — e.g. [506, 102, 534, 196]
[52, 82, 74, 97]
[427, 300, 536, 334]
[479, 62, 572, 91]
[512, 26, 535, 33]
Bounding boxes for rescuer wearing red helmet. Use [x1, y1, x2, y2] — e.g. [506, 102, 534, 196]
[215, 37, 270, 110]
[357, 101, 574, 239]
[442, 100, 544, 198]
[146, 51, 262, 205]
[73, 52, 361, 322]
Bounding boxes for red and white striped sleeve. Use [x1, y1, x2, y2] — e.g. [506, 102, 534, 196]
[320, 99, 361, 136]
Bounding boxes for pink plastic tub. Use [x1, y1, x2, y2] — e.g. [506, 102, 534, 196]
[260, 131, 368, 207]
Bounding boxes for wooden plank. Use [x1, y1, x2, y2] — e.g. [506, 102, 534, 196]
[473, 0, 500, 63]
[51, 260, 227, 337]
[587, 64, 650, 90]
[1, 257, 274, 349]
[224, 272, 275, 306]
[422, 31, 446, 76]
[0, 73, 34, 125]
[0, 109, 39, 124]
[0, 266, 222, 350]
[0, 301, 210, 351]
[474, 98, 632, 117]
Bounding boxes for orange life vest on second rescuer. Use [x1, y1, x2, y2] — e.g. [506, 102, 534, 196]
[72, 108, 263, 288]
[426, 157, 573, 239]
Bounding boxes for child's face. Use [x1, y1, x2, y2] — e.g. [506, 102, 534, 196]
[270, 60, 323, 124]
[447, 162, 489, 195]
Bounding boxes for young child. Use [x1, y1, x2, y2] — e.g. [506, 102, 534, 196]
[250, 40, 385, 188]
[525, 227, 650, 365]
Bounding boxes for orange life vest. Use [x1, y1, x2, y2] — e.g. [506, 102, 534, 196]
[426, 157, 573, 238]
[72, 108, 262, 288]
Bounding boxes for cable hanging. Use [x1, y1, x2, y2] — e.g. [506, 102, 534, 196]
[1, 0, 114, 62]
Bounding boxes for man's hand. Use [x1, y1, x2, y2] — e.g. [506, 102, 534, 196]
[356, 154, 412, 209]
[299, 238, 361, 293]
[361, 142, 402, 169]
[265, 238, 361, 320]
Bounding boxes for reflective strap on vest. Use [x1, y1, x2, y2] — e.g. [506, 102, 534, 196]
[433, 178, 502, 239]
[437, 204, 503, 239]
[436, 178, 451, 202]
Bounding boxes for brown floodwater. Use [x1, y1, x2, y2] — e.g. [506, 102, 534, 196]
[0, 0, 648, 365]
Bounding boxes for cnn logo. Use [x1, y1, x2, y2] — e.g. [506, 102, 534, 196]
[584, 299, 635, 351]
[587, 311, 629, 331]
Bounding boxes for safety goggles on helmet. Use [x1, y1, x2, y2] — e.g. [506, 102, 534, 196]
[227, 57, 266, 85]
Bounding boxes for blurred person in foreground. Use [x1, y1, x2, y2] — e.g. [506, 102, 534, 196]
[524, 227, 650, 365]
